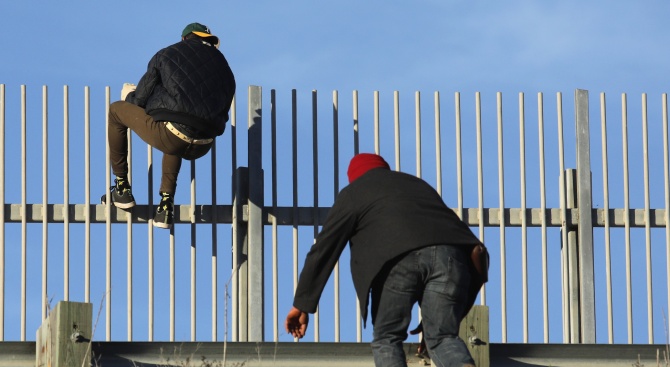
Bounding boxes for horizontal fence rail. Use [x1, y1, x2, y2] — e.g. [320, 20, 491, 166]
[3, 205, 669, 228]
[0, 84, 669, 349]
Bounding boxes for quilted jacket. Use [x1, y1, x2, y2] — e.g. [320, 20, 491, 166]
[126, 38, 236, 138]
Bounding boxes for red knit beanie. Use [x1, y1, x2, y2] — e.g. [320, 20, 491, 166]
[347, 153, 390, 183]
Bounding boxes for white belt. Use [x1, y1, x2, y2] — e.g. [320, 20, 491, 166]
[164, 122, 213, 145]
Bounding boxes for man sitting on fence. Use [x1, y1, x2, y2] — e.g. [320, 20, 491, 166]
[102, 22, 236, 229]
[285, 153, 488, 367]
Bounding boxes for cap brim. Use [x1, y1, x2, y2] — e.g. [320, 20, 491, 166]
[193, 31, 215, 38]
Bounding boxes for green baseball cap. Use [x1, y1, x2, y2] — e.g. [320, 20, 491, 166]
[182, 22, 216, 38]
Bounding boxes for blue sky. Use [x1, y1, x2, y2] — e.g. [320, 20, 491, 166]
[3, 2, 669, 95]
[2, 0, 670, 344]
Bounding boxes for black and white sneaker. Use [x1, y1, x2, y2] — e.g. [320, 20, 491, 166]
[153, 192, 174, 229]
[101, 178, 136, 209]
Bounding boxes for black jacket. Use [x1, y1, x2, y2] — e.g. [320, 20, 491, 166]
[126, 38, 236, 138]
[293, 168, 483, 323]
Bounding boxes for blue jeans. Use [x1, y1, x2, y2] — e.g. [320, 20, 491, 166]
[370, 244, 475, 367]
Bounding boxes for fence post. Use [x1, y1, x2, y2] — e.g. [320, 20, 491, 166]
[233, 167, 249, 341]
[247, 85, 265, 341]
[574, 89, 596, 343]
[459, 305, 490, 367]
[564, 169, 581, 343]
[36, 301, 92, 367]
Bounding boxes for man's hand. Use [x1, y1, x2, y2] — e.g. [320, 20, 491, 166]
[285, 306, 309, 339]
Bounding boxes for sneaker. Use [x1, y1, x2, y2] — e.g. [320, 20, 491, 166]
[153, 192, 174, 229]
[100, 178, 136, 209]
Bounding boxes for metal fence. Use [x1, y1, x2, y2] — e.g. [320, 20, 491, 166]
[0, 84, 668, 346]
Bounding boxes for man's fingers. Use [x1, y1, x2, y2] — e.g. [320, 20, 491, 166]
[285, 320, 305, 338]
[288, 327, 304, 339]
[291, 323, 306, 338]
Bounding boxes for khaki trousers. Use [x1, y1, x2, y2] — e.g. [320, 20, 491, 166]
[108, 101, 213, 195]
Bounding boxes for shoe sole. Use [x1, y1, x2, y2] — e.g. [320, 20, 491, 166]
[153, 221, 172, 229]
[113, 201, 136, 209]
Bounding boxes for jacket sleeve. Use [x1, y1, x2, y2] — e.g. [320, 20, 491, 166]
[125, 52, 161, 108]
[293, 191, 357, 313]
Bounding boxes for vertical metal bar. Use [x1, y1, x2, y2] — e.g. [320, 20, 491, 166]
[497, 92, 507, 342]
[435, 92, 442, 196]
[146, 87, 156, 338]
[0, 84, 4, 340]
[42, 86, 48, 321]
[455, 93, 463, 218]
[538, 93, 548, 342]
[312, 90, 320, 342]
[271, 89, 278, 342]
[291, 89, 299, 343]
[374, 91, 380, 155]
[117, 98, 133, 340]
[272, 216, 279, 344]
[600, 93, 613, 344]
[148, 144, 154, 341]
[170, 227, 175, 341]
[663, 94, 670, 341]
[21, 85, 27, 341]
[247, 85, 264, 342]
[566, 169, 580, 343]
[210, 140, 218, 341]
[332, 90, 341, 342]
[353, 90, 360, 157]
[353, 90, 362, 341]
[127, 190, 134, 341]
[574, 89, 596, 343]
[394, 91, 401, 171]
[63, 85, 70, 302]
[622, 93, 635, 344]
[235, 141, 249, 341]
[519, 92, 528, 343]
[415, 92, 422, 178]
[291, 90, 299, 292]
[126, 113, 133, 342]
[475, 92, 485, 305]
[235, 150, 249, 341]
[641, 93, 653, 343]
[230, 95, 238, 341]
[84, 87, 91, 304]
[191, 162, 197, 342]
[105, 87, 112, 341]
[557, 93, 570, 343]
[415, 74, 426, 333]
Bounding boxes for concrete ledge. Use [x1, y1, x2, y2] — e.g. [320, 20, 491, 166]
[490, 343, 669, 367]
[1, 341, 668, 367]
